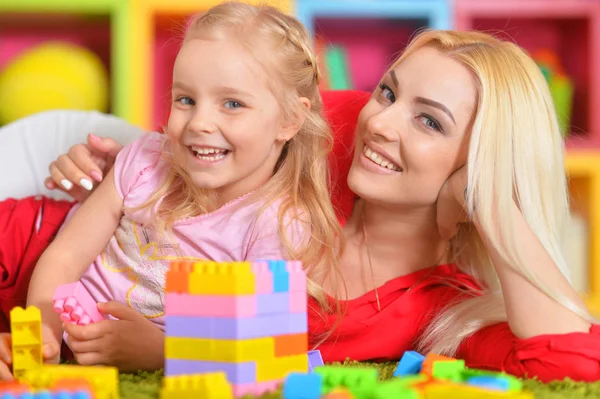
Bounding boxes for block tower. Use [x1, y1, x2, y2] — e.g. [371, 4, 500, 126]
[164, 259, 309, 397]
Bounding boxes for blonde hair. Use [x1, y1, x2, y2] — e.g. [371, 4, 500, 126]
[380, 30, 593, 355]
[139, 1, 341, 302]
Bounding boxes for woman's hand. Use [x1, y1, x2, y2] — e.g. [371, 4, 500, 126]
[45, 134, 123, 202]
[436, 165, 469, 240]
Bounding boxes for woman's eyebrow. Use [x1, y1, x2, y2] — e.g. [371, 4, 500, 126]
[415, 97, 456, 125]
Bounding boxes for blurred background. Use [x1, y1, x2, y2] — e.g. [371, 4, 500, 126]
[0, 0, 599, 313]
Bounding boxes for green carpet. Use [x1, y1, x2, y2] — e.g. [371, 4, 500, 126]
[117, 361, 600, 398]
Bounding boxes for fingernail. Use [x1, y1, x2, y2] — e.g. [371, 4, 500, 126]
[89, 133, 100, 141]
[90, 170, 103, 182]
[61, 179, 73, 190]
[80, 179, 93, 191]
[45, 181, 54, 189]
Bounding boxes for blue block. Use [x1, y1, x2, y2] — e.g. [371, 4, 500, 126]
[268, 260, 289, 292]
[393, 351, 426, 377]
[467, 376, 510, 391]
[283, 372, 323, 399]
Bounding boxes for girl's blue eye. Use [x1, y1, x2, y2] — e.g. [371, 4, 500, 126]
[225, 101, 242, 109]
[177, 97, 194, 106]
[378, 83, 395, 102]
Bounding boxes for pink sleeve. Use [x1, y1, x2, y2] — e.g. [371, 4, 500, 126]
[113, 132, 165, 200]
[244, 205, 308, 261]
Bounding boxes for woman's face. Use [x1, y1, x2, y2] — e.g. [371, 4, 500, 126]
[347, 46, 477, 208]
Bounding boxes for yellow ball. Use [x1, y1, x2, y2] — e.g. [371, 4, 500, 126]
[0, 42, 109, 125]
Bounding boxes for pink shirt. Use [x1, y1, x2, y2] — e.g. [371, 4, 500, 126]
[72, 132, 302, 330]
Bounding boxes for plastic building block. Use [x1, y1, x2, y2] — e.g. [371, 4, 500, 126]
[20, 365, 118, 399]
[283, 372, 323, 399]
[161, 372, 233, 399]
[432, 359, 465, 382]
[323, 389, 356, 399]
[52, 282, 105, 325]
[267, 260, 289, 292]
[420, 353, 456, 376]
[0, 380, 30, 395]
[274, 334, 308, 357]
[461, 369, 522, 391]
[423, 383, 533, 398]
[10, 306, 42, 379]
[307, 350, 324, 372]
[286, 261, 307, 292]
[314, 366, 378, 399]
[251, 261, 274, 294]
[466, 376, 510, 391]
[231, 380, 280, 397]
[165, 359, 257, 383]
[164, 292, 291, 317]
[188, 262, 256, 295]
[165, 260, 194, 293]
[393, 351, 426, 377]
[370, 381, 420, 399]
[165, 312, 307, 339]
[0, 393, 91, 399]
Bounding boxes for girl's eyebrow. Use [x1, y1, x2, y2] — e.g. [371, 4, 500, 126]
[172, 81, 194, 91]
[390, 70, 399, 88]
[218, 86, 256, 99]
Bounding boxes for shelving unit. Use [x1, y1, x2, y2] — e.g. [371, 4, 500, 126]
[296, 0, 451, 92]
[0, 0, 131, 124]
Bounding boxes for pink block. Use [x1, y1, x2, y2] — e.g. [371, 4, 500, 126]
[165, 293, 256, 317]
[252, 261, 273, 294]
[52, 282, 105, 325]
[290, 291, 307, 313]
[232, 380, 280, 397]
[286, 261, 307, 292]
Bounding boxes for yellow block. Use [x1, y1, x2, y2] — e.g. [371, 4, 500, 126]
[256, 354, 308, 382]
[166, 336, 275, 362]
[20, 365, 119, 399]
[189, 262, 255, 295]
[162, 372, 233, 399]
[10, 306, 42, 378]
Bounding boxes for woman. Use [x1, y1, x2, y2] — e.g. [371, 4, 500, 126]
[33, 30, 600, 382]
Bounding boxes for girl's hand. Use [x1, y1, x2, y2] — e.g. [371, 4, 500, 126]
[63, 301, 164, 372]
[45, 134, 123, 203]
[436, 165, 469, 240]
[0, 327, 61, 381]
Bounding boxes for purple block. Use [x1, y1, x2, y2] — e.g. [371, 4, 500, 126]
[166, 312, 308, 339]
[257, 292, 289, 314]
[308, 350, 324, 372]
[165, 359, 256, 383]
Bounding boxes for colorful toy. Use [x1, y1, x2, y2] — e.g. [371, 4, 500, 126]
[163, 260, 309, 398]
[161, 372, 233, 399]
[10, 306, 43, 379]
[0, 41, 109, 126]
[52, 282, 105, 326]
[308, 349, 324, 372]
[533, 49, 574, 136]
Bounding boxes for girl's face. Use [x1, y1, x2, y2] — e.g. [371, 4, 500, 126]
[347, 46, 477, 209]
[167, 37, 294, 205]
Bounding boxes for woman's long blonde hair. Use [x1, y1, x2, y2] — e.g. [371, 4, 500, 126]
[139, 1, 342, 301]
[384, 30, 594, 355]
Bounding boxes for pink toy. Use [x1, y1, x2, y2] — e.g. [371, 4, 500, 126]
[52, 282, 105, 325]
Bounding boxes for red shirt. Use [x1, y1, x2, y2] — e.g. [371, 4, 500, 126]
[308, 264, 600, 383]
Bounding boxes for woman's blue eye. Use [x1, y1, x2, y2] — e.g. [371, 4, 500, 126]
[419, 115, 443, 132]
[378, 83, 395, 102]
[177, 97, 194, 106]
[225, 101, 242, 109]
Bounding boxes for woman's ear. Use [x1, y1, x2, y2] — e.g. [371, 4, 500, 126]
[278, 97, 311, 142]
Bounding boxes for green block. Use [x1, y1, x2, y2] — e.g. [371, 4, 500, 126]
[432, 359, 465, 382]
[549, 75, 574, 136]
[371, 380, 421, 399]
[315, 366, 378, 399]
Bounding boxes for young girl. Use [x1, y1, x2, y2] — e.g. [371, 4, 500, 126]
[0, 1, 340, 378]
[48, 30, 600, 383]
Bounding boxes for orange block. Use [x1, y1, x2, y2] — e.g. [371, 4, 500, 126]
[0, 380, 30, 394]
[51, 378, 94, 397]
[274, 333, 308, 356]
[421, 353, 456, 376]
[165, 260, 193, 293]
[323, 388, 355, 398]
